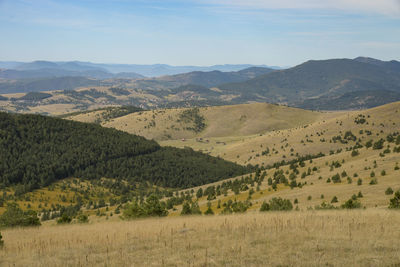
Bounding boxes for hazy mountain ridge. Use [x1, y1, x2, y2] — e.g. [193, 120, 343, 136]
[0, 60, 276, 78]
[1, 57, 400, 111]
[216, 58, 400, 110]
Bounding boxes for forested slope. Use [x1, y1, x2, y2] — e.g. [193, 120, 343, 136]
[0, 112, 249, 192]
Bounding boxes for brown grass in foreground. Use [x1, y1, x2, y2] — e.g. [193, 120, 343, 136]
[1, 210, 400, 266]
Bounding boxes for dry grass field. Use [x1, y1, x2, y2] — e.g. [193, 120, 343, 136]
[72, 103, 323, 141]
[1, 210, 400, 266]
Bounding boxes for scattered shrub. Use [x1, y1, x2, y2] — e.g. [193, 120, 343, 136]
[385, 187, 394, 195]
[77, 214, 89, 223]
[389, 191, 400, 209]
[204, 202, 214, 215]
[369, 178, 378, 185]
[341, 198, 362, 209]
[57, 214, 72, 224]
[331, 196, 338, 203]
[315, 202, 338, 210]
[123, 194, 168, 219]
[260, 197, 293, 212]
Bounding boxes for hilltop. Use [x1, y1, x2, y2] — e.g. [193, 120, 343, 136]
[68, 102, 322, 141]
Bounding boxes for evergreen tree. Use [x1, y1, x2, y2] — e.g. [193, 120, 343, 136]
[389, 190, 400, 209]
[181, 201, 192, 215]
[204, 202, 214, 215]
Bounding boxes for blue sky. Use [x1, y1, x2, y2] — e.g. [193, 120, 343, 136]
[0, 0, 399, 66]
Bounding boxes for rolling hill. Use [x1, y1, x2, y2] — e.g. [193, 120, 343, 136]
[68, 102, 322, 141]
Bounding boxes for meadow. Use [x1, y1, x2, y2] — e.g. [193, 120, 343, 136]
[1, 210, 400, 266]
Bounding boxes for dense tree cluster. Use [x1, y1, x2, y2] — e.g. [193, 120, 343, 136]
[122, 195, 168, 219]
[0, 112, 249, 193]
[0, 202, 40, 227]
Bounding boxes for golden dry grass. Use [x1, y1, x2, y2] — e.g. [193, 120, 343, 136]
[97, 103, 323, 141]
[1, 210, 400, 266]
[161, 101, 400, 166]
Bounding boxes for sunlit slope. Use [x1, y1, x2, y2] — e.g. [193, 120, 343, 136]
[91, 103, 323, 141]
[163, 101, 400, 166]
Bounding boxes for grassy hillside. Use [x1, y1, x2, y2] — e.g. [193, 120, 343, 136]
[77, 103, 322, 141]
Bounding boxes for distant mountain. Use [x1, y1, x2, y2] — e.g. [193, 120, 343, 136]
[354, 57, 400, 73]
[82, 62, 278, 77]
[0, 77, 102, 94]
[16, 61, 61, 70]
[297, 90, 400, 110]
[0, 61, 23, 69]
[0, 68, 144, 80]
[155, 67, 274, 88]
[1, 60, 280, 77]
[0, 61, 144, 80]
[217, 58, 400, 109]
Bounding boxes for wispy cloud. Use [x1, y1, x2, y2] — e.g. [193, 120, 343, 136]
[197, 0, 400, 17]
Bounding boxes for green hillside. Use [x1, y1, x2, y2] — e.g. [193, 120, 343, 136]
[0, 112, 249, 193]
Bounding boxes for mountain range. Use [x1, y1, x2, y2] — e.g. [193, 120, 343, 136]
[0, 57, 399, 111]
[215, 57, 400, 109]
[0, 60, 277, 78]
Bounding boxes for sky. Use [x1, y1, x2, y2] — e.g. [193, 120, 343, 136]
[0, 0, 399, 66]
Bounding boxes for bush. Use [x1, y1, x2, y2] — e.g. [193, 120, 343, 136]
[369, 178, 378, 185]
[315, 202, 338, 210]
[123, 194, 168, 219]
[341, 198, 362, 209]
[351, 150, 359, 157]
[373, 139, 384, 150]
[57, 214, 72, 224]
[180, 201, 202, 216]
[0, 232, 3, 247]
[0, 203, 40, 228]
[389, 191, 400, 209]
[385, 187, 394, 195]
[77, 214, 89, 223]
[223, 200, 251, 214]
[357, 178, 362, 186]
[260, 197, 293, 212]
[331, 173, 341, 183]
[204, 202, 214, 215]
[331, 196, 338, 203]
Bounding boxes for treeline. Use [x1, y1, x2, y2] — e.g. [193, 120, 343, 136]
[0, 112, 250, 193]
